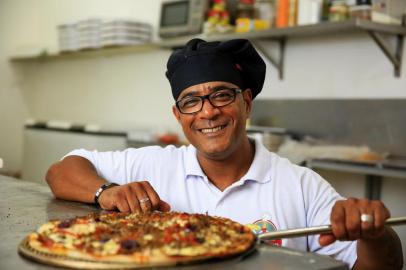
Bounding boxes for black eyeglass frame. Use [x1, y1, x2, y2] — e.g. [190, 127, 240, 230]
[175, 88, 243, 114]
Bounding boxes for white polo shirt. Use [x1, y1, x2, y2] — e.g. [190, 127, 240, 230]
[66, 139, 356, 268]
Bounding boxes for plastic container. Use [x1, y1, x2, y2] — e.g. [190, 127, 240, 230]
[349, 4, 372, 20]
[254, 0, 276, 28]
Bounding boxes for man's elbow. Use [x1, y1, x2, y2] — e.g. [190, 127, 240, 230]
[45, 162, 63, 198]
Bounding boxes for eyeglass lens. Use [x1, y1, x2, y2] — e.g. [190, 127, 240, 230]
[177, 88, 240, 114]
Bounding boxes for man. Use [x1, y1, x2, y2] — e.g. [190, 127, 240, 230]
[46, 39, 403, 269]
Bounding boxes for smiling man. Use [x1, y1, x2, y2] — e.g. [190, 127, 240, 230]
[46, 39, 403, 269]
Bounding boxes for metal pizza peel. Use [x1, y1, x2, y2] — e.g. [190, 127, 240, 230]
[256, 216, 406, 241]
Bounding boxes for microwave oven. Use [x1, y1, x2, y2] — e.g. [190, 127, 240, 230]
[159, 0, 209, 38]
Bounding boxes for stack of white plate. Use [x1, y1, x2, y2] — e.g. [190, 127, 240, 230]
[58, 18, 152, 53]
[58, 23, 79, 52]
[77, 18, 103, 50]
[101, 19, 152, 47]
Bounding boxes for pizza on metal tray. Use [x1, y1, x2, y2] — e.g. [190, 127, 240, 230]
[23, 211, 255, 266]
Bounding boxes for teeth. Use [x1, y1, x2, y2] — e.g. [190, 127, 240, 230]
[201, 125, 224, 133]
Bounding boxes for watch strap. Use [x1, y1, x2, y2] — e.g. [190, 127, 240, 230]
[94, 182, 119, 206]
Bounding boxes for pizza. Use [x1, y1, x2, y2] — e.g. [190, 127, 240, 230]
[22, 211, 255, 266]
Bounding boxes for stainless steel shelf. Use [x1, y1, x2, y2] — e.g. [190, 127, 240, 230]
[306, 158, 406, 200]
[9, 19, 406, 78]
[159, 19, 406, 48]
[9, 44, 159, 62]
[306, 159, 406, 179]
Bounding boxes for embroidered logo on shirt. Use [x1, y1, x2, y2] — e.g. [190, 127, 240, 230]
[246, 216, 282, 246]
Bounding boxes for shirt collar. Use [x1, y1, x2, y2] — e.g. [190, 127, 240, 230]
[185, 145, 205, 177]
[240, 137, 273, 184]
[184, 138, 273, 184]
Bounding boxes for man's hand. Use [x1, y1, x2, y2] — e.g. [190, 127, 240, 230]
[98, 181, 171, 213]
[320, 198, 403, 269]
[319, 198, 390, 246]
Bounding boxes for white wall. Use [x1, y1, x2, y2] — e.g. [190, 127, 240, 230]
[16, 50, 176, 132]
[257, 34, 406, 99]
[0, 1, 29, 173]
[0, 0, 173, 173]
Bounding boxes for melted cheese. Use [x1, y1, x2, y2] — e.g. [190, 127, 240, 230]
[207, 234, 221, 246]
[101, 239, 120, 255]
[143, 234, 153, 241]
[38, 222, 55, 234]
[67, 223, 96, 235]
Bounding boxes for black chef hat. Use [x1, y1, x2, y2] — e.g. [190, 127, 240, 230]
[166, 38, 266, 100]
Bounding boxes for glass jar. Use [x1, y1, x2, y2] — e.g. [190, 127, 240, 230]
[236, 0, 255, 19]
[329, 0, 349, 21]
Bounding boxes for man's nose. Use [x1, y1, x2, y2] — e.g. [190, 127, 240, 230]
[200, 98, 220, 118]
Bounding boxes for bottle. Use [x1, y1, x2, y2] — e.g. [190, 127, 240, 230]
[235, 0, 255, 32]
[321, 0, 331, 21]
[236, 0, 255, 19]
[276, 0, 290, 27]
[254, 0, 276, 28]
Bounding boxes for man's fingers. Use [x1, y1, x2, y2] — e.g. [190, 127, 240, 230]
[100, 181, 169, 213]
[158, 200, 171, 212]
[331, 200, 348, 241]
[116, 197, 130, 213]
[319, 233, 336, 247]
[124, 186, 141, 213]
[328, 198, 391, 243]
[360, 212, 375, 238]
[372, 201, 390, 237]
[131, 183, 152, 213]
[345, 200, 361, 240]
[140, 181, 161, 210]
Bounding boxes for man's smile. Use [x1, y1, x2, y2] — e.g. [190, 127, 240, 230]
[199, 124, 227, 134]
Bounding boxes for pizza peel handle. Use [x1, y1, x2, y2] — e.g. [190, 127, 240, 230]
[258, 216, 406, 241]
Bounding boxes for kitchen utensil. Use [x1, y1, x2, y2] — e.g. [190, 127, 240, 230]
[258, 216, 406, 241]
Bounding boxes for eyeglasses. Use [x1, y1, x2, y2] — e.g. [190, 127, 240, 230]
[176, 88, 243, 114]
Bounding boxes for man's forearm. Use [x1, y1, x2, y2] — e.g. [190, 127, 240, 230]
[353, 227, 403, 270]
[45, 155, 107, 203]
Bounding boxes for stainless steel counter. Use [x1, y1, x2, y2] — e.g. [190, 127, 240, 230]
[0, 175, 348, 270]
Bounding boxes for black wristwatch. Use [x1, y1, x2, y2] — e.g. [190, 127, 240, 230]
[94, 182, 119, 206]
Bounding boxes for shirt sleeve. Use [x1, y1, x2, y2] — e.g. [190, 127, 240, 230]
[302, 169, 357, 269]
[63, 146, 163, 185]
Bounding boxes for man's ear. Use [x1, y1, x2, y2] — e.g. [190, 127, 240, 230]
[172, 105, 181, 122]
[242, 89, 253, 116]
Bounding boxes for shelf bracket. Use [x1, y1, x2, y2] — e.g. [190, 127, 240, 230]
[367, 30, 404, 77]
[366, 17, 405, 77]
[365, 174, 382, 200]
[253, 38, 286, 80]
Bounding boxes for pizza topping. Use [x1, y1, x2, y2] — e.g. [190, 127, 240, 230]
[37, 234, 54, 248]
[185, 223, 198, 232]
[38, 222, 56, 234]
[101, 239, 120, 255]
[68, 223, 96, 235]
[120, 239, 141, 253]
[58, 220, 73, 229]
